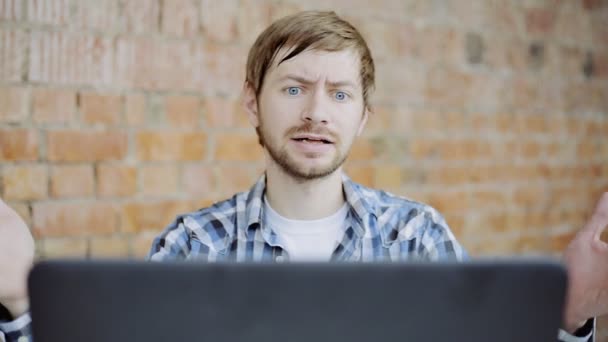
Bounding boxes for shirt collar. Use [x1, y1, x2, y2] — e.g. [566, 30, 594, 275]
[243, 172, 378, 240]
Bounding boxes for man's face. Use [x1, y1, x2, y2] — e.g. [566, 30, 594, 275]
[245, 48, 368, 181]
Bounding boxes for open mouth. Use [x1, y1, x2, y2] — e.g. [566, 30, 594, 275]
[292, 137, 332, 144]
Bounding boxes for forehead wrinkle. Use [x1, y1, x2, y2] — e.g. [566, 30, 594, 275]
[269, 49, 361, 89]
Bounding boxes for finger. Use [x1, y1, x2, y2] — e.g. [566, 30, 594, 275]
[589, 192, 608, 241]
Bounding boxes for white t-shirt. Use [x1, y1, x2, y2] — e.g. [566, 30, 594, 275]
[263, 196, 348, 262]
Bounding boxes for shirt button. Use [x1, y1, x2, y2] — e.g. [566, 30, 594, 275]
[275, 255, 285, 263]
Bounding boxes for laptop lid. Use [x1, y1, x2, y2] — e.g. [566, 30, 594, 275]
[28, 259, 567, 342]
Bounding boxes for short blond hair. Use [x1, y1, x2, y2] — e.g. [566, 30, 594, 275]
[245, 10, 375, 109]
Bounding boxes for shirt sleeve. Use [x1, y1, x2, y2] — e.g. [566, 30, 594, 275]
[558, 318, 595, 342]
[419, 208, 469, 262]
[0, 312, 32, 342]
[147, 215, 191, 261]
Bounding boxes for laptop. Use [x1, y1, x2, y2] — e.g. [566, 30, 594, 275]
[28, 259, 567, 342]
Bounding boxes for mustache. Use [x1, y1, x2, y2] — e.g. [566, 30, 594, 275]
[286, 122, 339, 141]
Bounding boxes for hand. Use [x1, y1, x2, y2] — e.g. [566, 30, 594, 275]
[0, 198, 35, 318]
[562, 192, 608, 332]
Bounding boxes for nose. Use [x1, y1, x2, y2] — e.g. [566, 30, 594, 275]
[301, 90, 329, 124]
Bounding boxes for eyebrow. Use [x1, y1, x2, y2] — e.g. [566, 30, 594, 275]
[279, 74, 358, 90]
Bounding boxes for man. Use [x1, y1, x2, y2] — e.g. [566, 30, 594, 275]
[0, 11, 607, 342]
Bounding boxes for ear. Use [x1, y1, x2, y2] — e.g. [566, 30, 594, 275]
[356, 107, 370, 136]
[242, 81, 260, 128]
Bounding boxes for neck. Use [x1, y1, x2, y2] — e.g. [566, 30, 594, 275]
[264, 161, 345, 221]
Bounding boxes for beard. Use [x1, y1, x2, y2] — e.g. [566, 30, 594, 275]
[258, 119, 349, 181]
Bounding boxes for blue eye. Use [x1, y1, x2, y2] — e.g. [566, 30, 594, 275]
[335, 91, 347, 101]
[287, 87, 301, 95]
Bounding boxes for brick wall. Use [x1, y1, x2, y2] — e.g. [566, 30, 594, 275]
[0, 0, 607, 337]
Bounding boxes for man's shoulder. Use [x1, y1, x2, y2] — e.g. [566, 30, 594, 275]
[353, 182, 444, 223]
[177, 192, 246, 234]
[358, 185, 466, 260]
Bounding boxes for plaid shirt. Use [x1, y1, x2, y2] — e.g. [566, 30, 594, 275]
[0, 173, 594, 341]
[148, 173, 467, 263]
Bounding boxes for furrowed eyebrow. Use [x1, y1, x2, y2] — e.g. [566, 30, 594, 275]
[279, 74, 357, 89]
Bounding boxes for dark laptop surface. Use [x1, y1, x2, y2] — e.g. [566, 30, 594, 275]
[28, 259, 567, 342]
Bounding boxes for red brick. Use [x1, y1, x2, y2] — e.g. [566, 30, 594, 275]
[355, 21, 417, 64]
[408, 139, 439, 160]
[125, 94, 146, 126]
[203, 96, 249, 128]
[0, 129, 38, 161]
[484, 36, 528, 72]
[97, 164, 137, 198]
[33, 202, 118, 238]
[0, 86, 27, 122]
[269, 1, 304, 25]
[425, 66, 473, 108]
[162, 0, 200, 37]
[26, 0, 70, 25]
[513, 186, 547, 209]
[80, 92, 123, 125]
[50, 164, 95, 198]
[47, 130, 128, 162]
[202, 43, 247, 97]
[72, 0, 120, 31]
[525, 8, 555, 35]
[476, 213, 512, 234]
[426, 167, 469, 185]
[348, 137, 376, 161]
[213, 132, 263, 162]
[514, 234, 549, 254]
[2, 165, 48, 200]
[412, 26, 462, 65]
[463, 234, 516, 256]
[139, 164, 179, 196]
[120, 200, 194, 233]
[427, 191, 470, 214]
[437, 139, 493, 161]
[591, 11, 608, 46]
[0, 29, 27, 82]
[373, 165, 402, 190]
[29, 32, 115, 86]
[32, 88, 76, 123]
[235, 0, 272, 45]
[521, 141, 543, 159]
[122, 0, 160, 33]
[181, 164, 215, 196]
[136, 131, 206, 161]
[374, 61, 426, 105]
[42, 237, 88, 258]
[366, 106, 394, 132]
[165, 95, 200, 128]
[561, 82, 604, 113]
[343, 165, 373, 187]
[374, 135, 412, 161]
[508, 77, 542, 110]
[214, 165, 257, 198]
[132, 231, 158, 258]
[407, 110, 441, 133]
[116, 37, 204, 91]
[0, 0, 24, 21]
[554, 2, 593, 45]
[582, 0, 603, 10]
[593, 52, 608, 79]
[89, 235, 130, 258]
